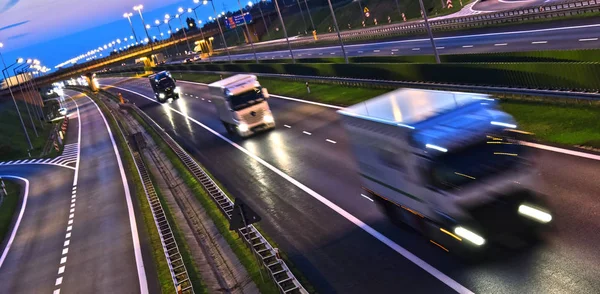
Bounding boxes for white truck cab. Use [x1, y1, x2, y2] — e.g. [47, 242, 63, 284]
[208, 74, 275, 137]
[339, 88, 552, 254]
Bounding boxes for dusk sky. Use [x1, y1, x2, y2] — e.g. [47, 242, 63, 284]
[0, 0, 250, 72]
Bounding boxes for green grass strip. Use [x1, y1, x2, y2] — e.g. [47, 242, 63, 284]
[0, 181, 21, 246]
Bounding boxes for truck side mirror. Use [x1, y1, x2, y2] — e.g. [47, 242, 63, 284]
[262, 88, 270, 99]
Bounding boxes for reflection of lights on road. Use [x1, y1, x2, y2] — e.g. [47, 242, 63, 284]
[175, 98, 193, 134]
[268, 132, 291, 171]
[162, 103, 176, 131]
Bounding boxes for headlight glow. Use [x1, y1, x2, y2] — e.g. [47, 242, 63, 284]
[159, 93, 165, 99]
[174, 87, 181, 93]
[238, 123, 249, 132]
[263, 114, 274, 124]
[518, 204, 552, 223]
[454, 227, 485, 246]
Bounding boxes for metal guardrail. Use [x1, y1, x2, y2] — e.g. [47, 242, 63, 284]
[99, 91, 195, 294]
[130, 104, 308, 294]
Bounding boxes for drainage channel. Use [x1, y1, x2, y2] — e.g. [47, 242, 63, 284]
[131, 105, 307, 294]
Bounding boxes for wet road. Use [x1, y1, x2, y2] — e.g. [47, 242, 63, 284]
[102, 77, 600, 294]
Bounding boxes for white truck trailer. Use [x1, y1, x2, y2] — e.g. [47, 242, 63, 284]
[208, 74, 274, 137]
[338, 88, 552, 253]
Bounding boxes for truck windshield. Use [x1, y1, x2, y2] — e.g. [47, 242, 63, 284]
[426, 135, 530, 191]
[229, 88, 264, 111]
[154, 73, 175, 89]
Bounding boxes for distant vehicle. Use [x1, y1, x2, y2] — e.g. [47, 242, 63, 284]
[193, 55, 201, 61]
[121, 63, 126, 66]
[339, 89, 552, 255]
[208, 74, 274, 137]
[153, 53, 166, 65]
[183, 58, 193, 64]
[148, 71, 180, 103]
[58, 107, 68, 116]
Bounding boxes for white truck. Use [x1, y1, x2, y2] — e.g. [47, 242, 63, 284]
[338, 88, 552, 254]
[208, 74, 275, 137]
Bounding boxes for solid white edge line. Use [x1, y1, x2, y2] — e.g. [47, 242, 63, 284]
[360, 194, 374, 202]
[326, 139, 337, 144]
[109, 85, 474, 294]
[302, 131, 312, 135]
[579, 38, 598, 42]
[64, 95, 81, 186]
[531, 41, 548, 44]
[121, 79, 600, 161]
[82, 94, 149, 293]
[0, 176, 29, 269]
[494, 43, 508, 46]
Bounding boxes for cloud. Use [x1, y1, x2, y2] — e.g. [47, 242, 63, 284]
[7, 33, 28, 40]
[0, 0, 20, 13]
[0, 20, 29, 32]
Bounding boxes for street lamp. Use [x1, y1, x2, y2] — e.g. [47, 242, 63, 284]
[176, 9, 192, 53]
[14, 62, 38, 138]
[418, 0, 440, 63]
[165, 15, 182, 55]
[272, 0, 295, 63]
[236, 0, 258, 63]
[326, 0, 348, 63]
[134, 4, 154, 53]
[0, 49, 32, 151]
[190, 0, 212, 63]
[123, 12, 139, 42]
[203, 0, 232, 62]
[16, 64, 43, 128]
[252, 0, 270, 39]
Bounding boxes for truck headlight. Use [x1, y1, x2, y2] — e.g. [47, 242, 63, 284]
[239, 123, 249, 132]
[159, 93, 165, 99]
[263, 114, 274, 124]
[454, 227, 485, 246]
[518, 204, 552, 223]
[174, 87, 181, 93]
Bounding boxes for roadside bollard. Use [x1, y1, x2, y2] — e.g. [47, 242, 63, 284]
[1, 177, 6, 196]
[306, 82, 310, 94]
[118, 92, 125, 104]
[374, 18, 378, 26]
[388, 16, 391, 24]
[274, 248, 281, 259]
[362, 20, 366, 27]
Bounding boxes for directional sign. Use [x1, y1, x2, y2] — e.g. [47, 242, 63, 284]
[224, 12, 253, 30]
[229, 197, 261, 230]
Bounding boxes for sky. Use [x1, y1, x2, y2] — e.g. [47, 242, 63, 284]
[0, 0, 250, 72]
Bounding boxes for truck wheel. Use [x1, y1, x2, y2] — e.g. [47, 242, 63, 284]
[222, 121, 235, 134]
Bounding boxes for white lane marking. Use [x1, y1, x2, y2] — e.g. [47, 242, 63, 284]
[110, 86, 474, 293]
[64, 240, 70, 247]
[0, 176, 29, 269]
[58, 266, 65, 274]
[201, 98, 205, 100]
[71, 199, 75, 203]
[69, 213, 74, 219]
[391, 49, 399, 52]
[65, 95, 82, 186]
[373, 50, 381, 52]
[66, 232, 71, 239]
[85, 95, 149, 294]
[69, 208, 75, 213]
[72, 187, 76, 191]
[303, 131, 312, 135]
[68, 219, 73, 225]
[60, 257, 67, 264]
[66, 226, 72, 232]
[360, 194, 374, 202]
[412, 48, 420, 51]
[70, 203, 75, 208]
[284, 124, 291, 128]
[53, 289, 60, 294]
[494, 43, 508, 46]
[520, 141, 600, 161]
[436, 47, 445, 49]
[326, 139, 337, 144]
[62, 248, 69, 255]
[319, 53, 323, 55]
[208, 100, 211, 103]
[358, 51, 364, 53]
[55, 277, 63, 286]
[270, 94, 343, 110]
[579, 38, 598, 42]
[330, 52, 336, 55]
[531, 41, 547, 44]
[462, 45, 473, 48]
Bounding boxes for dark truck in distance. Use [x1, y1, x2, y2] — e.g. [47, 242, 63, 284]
[148, 71, 180, 103]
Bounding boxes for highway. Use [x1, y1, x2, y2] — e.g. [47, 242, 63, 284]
[194, 18, 600, 62]
[0, 92, 151, 293]
[101, 76, 600, 293]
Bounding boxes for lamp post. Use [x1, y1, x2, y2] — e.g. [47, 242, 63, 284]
[190, 2, 212, 63]
[0, 49, 32, 151]
[17, 64, 44, 128]
[254, 0, 270, 39]
[165, 15, 182, 56]
[418, 0, 440, 63]
[302, 0, 315, 32]
[176, 8, 193, 53]
[326, 0, 348, 63]
[123, 12, 139, 42]
[14, 61, 38, 137]
[134, 4, 155, 56]
[273, 0, 295, 63]
[237, 0, 258, 63]
[203, 0, 232, 62]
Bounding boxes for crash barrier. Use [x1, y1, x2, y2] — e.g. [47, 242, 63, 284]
[129, 104, 308, 294]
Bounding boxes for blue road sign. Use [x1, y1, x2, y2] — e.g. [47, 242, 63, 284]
[224, 12, 253, 29]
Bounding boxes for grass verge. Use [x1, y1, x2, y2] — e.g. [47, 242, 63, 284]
[0, 99, 52, 161]
[129, 109, 282, 294]
[90, 92, 180, 294]
[0, 181, 20, 246]
[172, 72, 600, 148]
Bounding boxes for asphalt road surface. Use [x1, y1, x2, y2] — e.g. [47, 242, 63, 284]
[101, 77, 600, 294]
[191, 18, 600, 63]
[0, 92, 150, 294]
